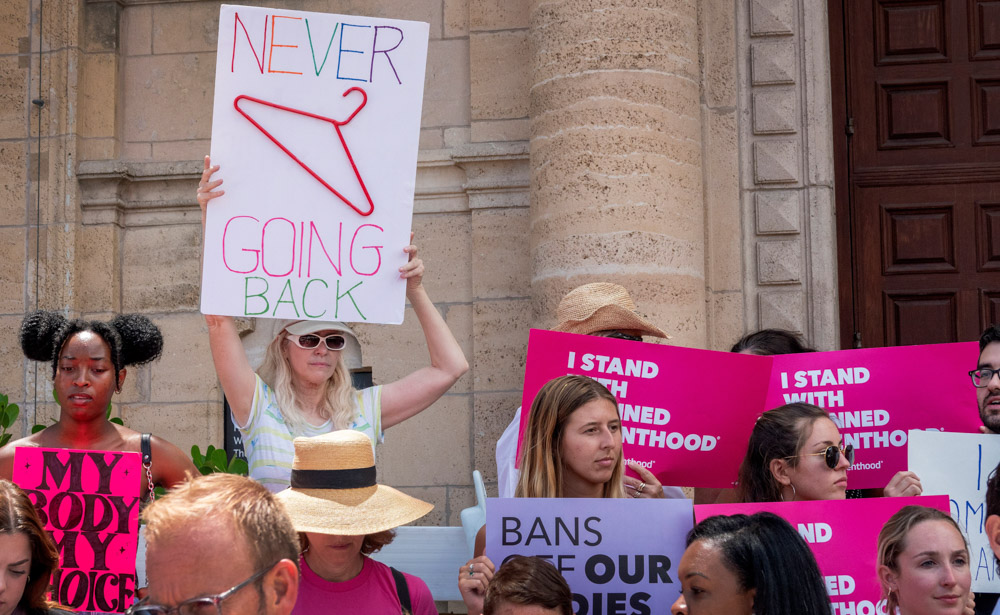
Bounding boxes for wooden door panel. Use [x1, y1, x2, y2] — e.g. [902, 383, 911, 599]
[835, 0, 1000, 348]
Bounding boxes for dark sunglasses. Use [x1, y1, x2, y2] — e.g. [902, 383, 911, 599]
[286, 333, 346, 351]
[788, 444, 854, 469]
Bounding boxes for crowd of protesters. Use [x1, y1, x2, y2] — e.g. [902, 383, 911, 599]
[0, 160, 998, 615]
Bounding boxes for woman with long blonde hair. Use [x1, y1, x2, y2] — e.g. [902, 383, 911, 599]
[197, 157, 469, 493]
[460, 375, 664, 614]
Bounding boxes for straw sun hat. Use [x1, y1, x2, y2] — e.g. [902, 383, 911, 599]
[550, 283, 670, 339]
[275, 430, 433, 535]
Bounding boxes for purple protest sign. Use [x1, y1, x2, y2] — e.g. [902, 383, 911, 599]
[486, 497, 692, 615]
[519, 329, 773, 488]
[13, 447, 141, 614]
[696, 496, 950, 615]
[766, 343, 980, 489]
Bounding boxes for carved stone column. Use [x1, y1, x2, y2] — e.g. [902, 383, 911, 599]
[528, 0, 707, 346]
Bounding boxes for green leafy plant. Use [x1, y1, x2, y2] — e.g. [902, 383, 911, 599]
[0, 395, 20, 447]
[191, 444, 249, 476]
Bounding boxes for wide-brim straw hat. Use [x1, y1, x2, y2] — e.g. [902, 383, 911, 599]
[275, 430, 433, 535]
[551, 282, 670, 339]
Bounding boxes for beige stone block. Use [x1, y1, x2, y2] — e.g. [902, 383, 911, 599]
[76, 224, 121, 314]
[122, 224, 202, 312]
[423, 39, 470, 127]
[78, 53, 118, 139]
[473, 391, 519, 483]
[124, 53, 216, 142]
[472, 299, 531, 392]
[392, 486, 447, 526]
[119, 401, 223, 456]
[470, 119, 528, 142]
[123, 5, 152, 56]
[755, 190, 801, 234]
[152, 139, 211, 162]
[470, 31, 527, 120]
[116, 362, 151, 405]
[123, 142, 153, 160]
[78, 138, 117, 161]
[295, 0, 443, 39]
[699, 0, 737, 109]
[0, 228, 25, 314]
[752, 89, 798, 135]
[703, 109, 740, 291]
[807, 186, 839, 350]
[447, 485, 478, 525]
[149, 313, 220, 403]
[444, 0, 469, 38]
[82, 2, 121, 53]
[419, 128, 444, 150]
[470, 0, 528, 31]
[0, 316, 25, 401]
[0, 1, 29, 55]
[377, 394, 471, 486]
[0, 57, 28, 138]
[152, 2, 220, 54]
[753, 140, 800, 184]
[470, 207, 530, 299]
[30, 402, 62, 435]
[757, 289, 805, 333]
[411, 212, 473, 303]
[0, 142, 26, 226]
[756, 239, 802, 284]
[707, 291, 745, 352]
[750, 0, 796, 36]
[751, 40, 797, 85]
[444, 126, 470, 147]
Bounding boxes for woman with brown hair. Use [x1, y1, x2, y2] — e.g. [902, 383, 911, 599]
[460, 375, 664, 614]
[0, 479, 71, 615]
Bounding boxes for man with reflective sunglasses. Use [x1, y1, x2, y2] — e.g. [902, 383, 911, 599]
[973, 324, 1000, 435]
[132, 473, 299, 615]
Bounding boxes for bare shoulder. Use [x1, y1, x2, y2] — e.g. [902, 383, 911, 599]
[0, 434, 44, 480]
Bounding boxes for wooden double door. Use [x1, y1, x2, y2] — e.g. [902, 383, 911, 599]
[832, 0, 1000, 348]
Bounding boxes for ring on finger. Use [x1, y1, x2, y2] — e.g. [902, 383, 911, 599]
[631, 489, 641, 498]
[637, 482, 645, 494]
[468, 564, 475, 576]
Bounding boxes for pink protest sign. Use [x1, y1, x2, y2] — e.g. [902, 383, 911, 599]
[13, 447, 141, 614]
[519, 329, 773, 488]
[766, 342, 980, 489]
[696, 496, 950, 615]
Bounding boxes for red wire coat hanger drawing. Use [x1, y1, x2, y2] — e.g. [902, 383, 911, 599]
[233, 87, 375, 217]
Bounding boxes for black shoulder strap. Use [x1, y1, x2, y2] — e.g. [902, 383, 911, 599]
[141, 433, 152, 465]
[390, 566, 412, 615]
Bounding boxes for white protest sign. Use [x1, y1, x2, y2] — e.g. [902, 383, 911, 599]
[908, 430, 1000, 591]
[202, 5, 430, 324]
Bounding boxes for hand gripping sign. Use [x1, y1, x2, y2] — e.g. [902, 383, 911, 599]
[487, 497, 693, 615]
[13, 447, 141, 614]
[518, 329, 774, 488]
[697, 496, 950, 615]
[202, 5, 430, 325]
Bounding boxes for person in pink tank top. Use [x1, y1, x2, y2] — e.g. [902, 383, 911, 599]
[276, 430, 437, 615]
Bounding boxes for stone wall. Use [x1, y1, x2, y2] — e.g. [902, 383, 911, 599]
[0, 0, 838, 543]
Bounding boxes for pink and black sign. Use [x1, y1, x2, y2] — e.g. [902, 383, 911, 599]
[696, 496, 950, 615]
[13, 447, 141, 614]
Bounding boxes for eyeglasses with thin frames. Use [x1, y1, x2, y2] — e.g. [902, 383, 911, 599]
[286, 333, 346, 351]
[786, 444, 854, 469]
[126, 561, 279, 615]
[969, 368, 1000, 388]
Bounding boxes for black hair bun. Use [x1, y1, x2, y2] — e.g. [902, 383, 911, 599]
[110, 314, 164, 366]
[20, 310, 67, 362]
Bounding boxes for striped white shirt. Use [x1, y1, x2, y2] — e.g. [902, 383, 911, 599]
[236, 374, 383, 492]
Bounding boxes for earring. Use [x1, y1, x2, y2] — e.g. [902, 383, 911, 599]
[791, 484, 796, 497]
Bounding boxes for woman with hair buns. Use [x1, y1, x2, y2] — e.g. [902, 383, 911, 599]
[0, 311, 195, 498]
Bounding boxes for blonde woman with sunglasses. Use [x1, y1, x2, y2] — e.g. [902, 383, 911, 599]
[197, 157, 469, 493]
[735, 402, 922, 502]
